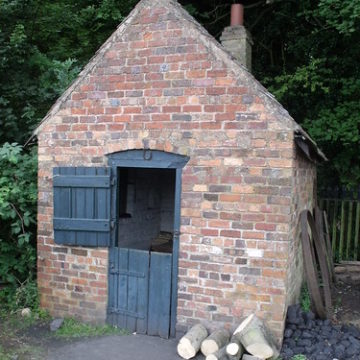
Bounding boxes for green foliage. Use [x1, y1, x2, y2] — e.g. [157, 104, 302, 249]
[0, 345, 12, 360]
[291, 355, 307, 360]
[13, 278, 39, 311]
[317, 0, 360, 34]
[300, 285, 311, 312]
[55, 318, 128, 338]
[0, 143, 37, 309]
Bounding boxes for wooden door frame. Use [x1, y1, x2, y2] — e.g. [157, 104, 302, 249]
[106, 149, 189, 337]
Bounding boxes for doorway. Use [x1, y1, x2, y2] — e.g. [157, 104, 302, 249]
[106, 150, 188, 338]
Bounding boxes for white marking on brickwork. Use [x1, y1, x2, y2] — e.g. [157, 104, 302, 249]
[210, 246, 222, 255]
[246, 249, 263, 258]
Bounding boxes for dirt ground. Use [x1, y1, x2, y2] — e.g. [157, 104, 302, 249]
[332, 279, 360, 328]
[0, 317, 89, 360]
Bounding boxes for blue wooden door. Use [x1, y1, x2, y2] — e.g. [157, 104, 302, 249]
[107, 248, 172, 338]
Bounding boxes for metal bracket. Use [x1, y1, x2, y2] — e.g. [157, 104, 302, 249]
[108, 307, 145, 319]
[109, 269, 146, 278]
[143, 149, 152, 161]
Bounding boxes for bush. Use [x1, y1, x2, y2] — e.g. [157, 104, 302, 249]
[0, 143, 37, 309]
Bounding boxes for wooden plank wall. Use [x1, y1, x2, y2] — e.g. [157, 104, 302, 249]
[319, 187, 360, 261]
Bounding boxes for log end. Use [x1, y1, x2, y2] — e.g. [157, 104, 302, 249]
[177, 342, 196, 359]
[226, 342, 240, 356]
[205, 355, 217, 360]
[201, 339, 219, 356]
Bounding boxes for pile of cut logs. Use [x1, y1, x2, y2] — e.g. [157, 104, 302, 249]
[177, 314, 279, 360]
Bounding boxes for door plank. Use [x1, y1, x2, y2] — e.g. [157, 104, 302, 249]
[117, 248, 129, 329]
[148, 252, 172, 338]
[129, 249, 149, 334]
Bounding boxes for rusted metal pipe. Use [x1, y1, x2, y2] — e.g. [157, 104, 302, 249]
[231, 4, 244, 26]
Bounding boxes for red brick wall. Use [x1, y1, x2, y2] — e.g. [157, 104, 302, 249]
[36, 0, 315, 340]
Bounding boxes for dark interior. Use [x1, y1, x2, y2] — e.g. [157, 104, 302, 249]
[116, 167, 175, 253]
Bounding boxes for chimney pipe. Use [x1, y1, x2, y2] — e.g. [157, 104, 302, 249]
[231, 4, 244, 26]
[220, 3, 253, 70]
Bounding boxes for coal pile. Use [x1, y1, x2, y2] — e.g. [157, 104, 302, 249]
[281, 304, 360, 360]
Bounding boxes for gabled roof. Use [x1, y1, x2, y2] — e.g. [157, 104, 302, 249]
[32, 0, 326, 162]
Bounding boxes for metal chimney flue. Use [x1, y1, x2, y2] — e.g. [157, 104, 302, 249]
[231, 4, 244, 26]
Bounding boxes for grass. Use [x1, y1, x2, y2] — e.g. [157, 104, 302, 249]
[0, 310, 35, 333]
[300, 285, 311, 312]
[0, 345, 11, 360]
[291, 355, 307, 360]
[0, 307, 50, 333]
[0, 344, 44, 360]
[54, 317, 129, 339]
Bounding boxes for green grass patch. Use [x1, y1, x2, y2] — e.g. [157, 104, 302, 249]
[300, 285, 311, 312]
[54, 318, 129, 339]
[291, 355, 307, 360]
[0, 344, 44, 360]
[0, 345, 11, 360]
[0, 310, 35, 332]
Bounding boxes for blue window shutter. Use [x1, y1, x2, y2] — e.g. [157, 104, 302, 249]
[53, 167, 111, 247]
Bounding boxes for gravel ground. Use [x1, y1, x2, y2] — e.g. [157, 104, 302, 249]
[281, 304, 360, 360]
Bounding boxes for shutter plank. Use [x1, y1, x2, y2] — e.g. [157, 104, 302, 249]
[54, 219, 110, 232]
[64, 167, 76, 245]
[84, 167, 97, 246]
[53, 168, 67, 244]
[53, 175, 110, 188]
[75, 167, 86, 246]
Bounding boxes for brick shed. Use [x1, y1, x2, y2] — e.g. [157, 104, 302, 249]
[34, 0, 326, 342]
